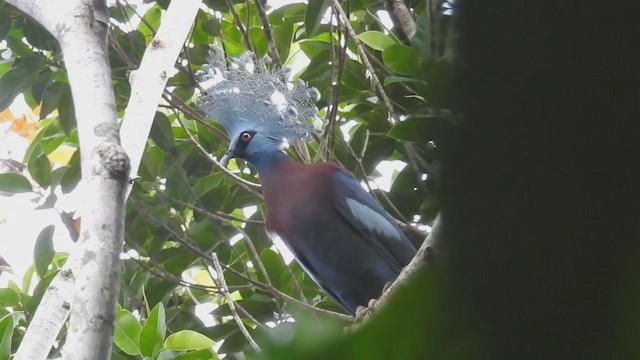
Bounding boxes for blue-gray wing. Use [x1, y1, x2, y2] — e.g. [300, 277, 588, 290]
[331, 170, 417, 271]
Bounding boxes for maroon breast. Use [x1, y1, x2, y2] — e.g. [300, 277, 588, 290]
[260, 161, 339, 234]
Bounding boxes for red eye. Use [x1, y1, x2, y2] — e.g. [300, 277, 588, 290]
[240, 132, 253, 143]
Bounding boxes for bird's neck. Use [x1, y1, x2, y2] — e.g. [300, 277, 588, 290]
[246, 150, 293, 174]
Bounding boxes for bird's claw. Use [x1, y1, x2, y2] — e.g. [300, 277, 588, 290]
[381, 281, 393, 294]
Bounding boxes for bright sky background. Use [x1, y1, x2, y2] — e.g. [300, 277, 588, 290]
[0, 0, 402, 298]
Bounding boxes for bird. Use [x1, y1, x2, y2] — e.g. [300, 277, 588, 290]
[197, 49, 417, 315]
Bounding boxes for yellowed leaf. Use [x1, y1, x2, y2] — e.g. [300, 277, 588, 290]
[0, 108, 16, 122]
[48, 145, 76, 165]
[31, 105, 41, 117]
[193, 269, 217, 287]
[9, 116, 37, 138]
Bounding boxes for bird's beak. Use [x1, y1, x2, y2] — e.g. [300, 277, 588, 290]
[220, 135, 241, 166]
[220, 150, 233, 166]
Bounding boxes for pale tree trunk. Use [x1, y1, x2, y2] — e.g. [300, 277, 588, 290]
[6, 0, 129, 359]
[8, 0, 202, 359]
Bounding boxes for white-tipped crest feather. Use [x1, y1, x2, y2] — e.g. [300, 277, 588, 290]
[196, 48, 324, 142]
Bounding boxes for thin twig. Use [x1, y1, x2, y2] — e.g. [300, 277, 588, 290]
[361, 45, 418, 95]
[164, 192, 308, 303]
[161, 92, 227, 140]
[164, 192, 264, 225]
[332, 0, 399, 124]
[281, 259, 308, 304]
[269, 285, 353, 322]
[175, 114, 263, 193]
[322, 7, 348, 162]
[131, 196, 260, 282]
[212, 253, 261, 352]
[254, 0, 281, 66]
[235, 301, 271, 332]
[339, 129, 410, 223]
[388, 0, 416, 40]
[123, 0, 157, 37]
[132, 193, 352, 321]
[225, 0, 253, 52]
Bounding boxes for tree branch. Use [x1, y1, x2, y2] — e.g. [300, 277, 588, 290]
[131, 196, 353, 322]
[254, 0, 281, 66]
[13, 267, 75, 360]
[175, 115, 263, 194]
[212, 253, 261, 352]
[225, 0, 253, 53]
[384, 0, 416, 41]
[351, 214, 441, 328]
[120, 0, 202, 198]
[331, 0, 399, 125]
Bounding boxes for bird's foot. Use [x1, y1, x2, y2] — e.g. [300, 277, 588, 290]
[347, 283, 395, 331]
[381, 281, 393, 294]
[353, 298, 377, 323]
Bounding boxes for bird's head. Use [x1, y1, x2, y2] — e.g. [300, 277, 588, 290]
[220, 128, 284, 166]
[196, 48, 322, 168]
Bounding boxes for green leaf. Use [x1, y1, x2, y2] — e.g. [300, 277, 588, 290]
[164, 330, 215, 351]
[150, 112, 175, 152]
[174, 349, 219, 360]
[343, 59, 369, 90]
[40, 81, 67, 119]
[0, 173, 32, 193]
[299, 40, 330, 59]
[0, 8, 12, 41]
[260, 249, 288, 290]
[140, 302, 166, 358]
[221, 21, 244, 55]
[34, 225, 55, 278]
[299, 50, 331, 83]
[0, 61, 12, 78]
[382, 44, 420, 75]
[201, 19, 220, 36]
[248, 27, 268, 58]
[0, 59, 41, 110]
[202, 323, 239, 342]
[156, 349, 178, 360]
[30, 70, 54, 103]
[110, 350, 129, 360]
[0, 288, 19, 307]
[357, 31, 396, 51]
[387, 116, 449, 143]
[28, 152, 52, 188]
[0, 314, 16, 359]
[5, 28, 34, 57]
[21, 265, 36, 295]
[411, 12, 431, 61]
[22, 121, 46, 163]
[383, 76, 428, 87]
[304, 0, 331, 37]
[193, 173, 224, 198]
[61, 150, 81, 193]
[23, 19, 58, 51]
[138, 6, 162, 40]
[114, 305, 143, 356]
[218, 330, 251, 354]
[272, 24, 294, 61]
[57, 86, 77, 135]
[40, 120, 66, 154]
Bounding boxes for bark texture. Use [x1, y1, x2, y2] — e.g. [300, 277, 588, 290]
[7, 1, 129, 359]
